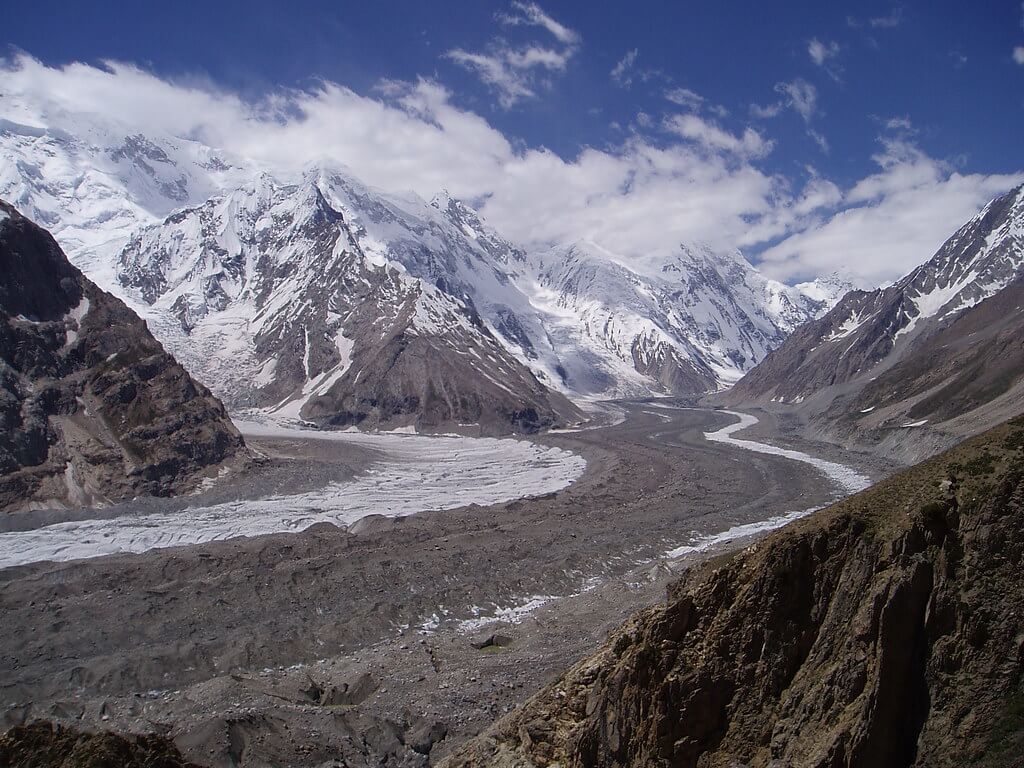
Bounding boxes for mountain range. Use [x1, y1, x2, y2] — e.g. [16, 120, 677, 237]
[0, 112, 845, 432]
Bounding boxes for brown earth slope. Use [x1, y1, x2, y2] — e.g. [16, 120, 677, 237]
[0, 201, 246, 511]
[445, 416, 1024, 768]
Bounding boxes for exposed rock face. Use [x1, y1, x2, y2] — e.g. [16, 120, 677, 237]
[726, 184, 1024, 461]
[445, 417, 1024, 767]
[0, 721, 198, 768]
[0, 201, 245, 512]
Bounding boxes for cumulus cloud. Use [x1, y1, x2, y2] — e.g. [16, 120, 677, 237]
[1, 54, 1020, 289]
[446, 1, 579, 107]
[1014, 46, 1024, 65]
[757, 138, 1024, 285]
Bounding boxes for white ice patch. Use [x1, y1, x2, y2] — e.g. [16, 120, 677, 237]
[704, 411, 870, 495]
[665, 506, 821, 559]
[825, 311, 864, 342]
[0, 421, 586, 569]
[456, 595, 560, 632]
[61, 296, 90, 347]
[901, 419, 929, 428]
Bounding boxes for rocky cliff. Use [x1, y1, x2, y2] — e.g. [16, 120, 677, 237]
[0, 201, 246, 512]
[445, 415, 1024, 767]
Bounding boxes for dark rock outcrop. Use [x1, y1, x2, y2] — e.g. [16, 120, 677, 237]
[0, 721, 198, 768]
[0, 201, 245, 511]
[445, 416, 1024, 767]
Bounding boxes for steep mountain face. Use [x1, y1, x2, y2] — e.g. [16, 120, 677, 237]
[115, 172, 579, 433]
[727, 184, 1024, 460]
[0, 111, 836, 411]
[0, 202, 245, 512]
[446, 416, 1024, 768]
[518, 242, 830, 395]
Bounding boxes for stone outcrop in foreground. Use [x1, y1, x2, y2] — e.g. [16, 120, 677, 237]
[446, 416, 1024, 767]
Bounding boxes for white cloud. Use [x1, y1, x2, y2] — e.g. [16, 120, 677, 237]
[664, 114, 773, 158]
[807, 128, 830, 153]
[446, 1, 579, 107]
[884, 116, 914, 131]
[1, 54, 1020, 291]
[869, 6, 904, 28]
[775, 79, 818, 122]
[663, 87, 704, 110]
[611, 49, 639, 87]
[1014, 46, 1024, 65]
[497, 1, 580, 46]
[750, 102, 783, 119]
[758, 138, 1024, 285]
[808, 38, 840, 66]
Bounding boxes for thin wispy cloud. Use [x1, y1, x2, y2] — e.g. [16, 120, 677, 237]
[775, 79, 818, 123]
[610, 49, 639, 87]
[664, 114, 773, 158]
[497, 1, 580, 46]
[663, 87, 703, 110]
[869, 6, 905, 28]
[749, 102, 783, 119]
[446, 1, 579, 107]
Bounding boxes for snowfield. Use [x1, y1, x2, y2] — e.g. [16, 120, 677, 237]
[0, 422, 586, 569]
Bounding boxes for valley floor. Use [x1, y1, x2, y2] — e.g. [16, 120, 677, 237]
[0, 404, 887, 767]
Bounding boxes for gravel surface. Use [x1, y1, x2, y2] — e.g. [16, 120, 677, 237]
[0, 402, 882, 767]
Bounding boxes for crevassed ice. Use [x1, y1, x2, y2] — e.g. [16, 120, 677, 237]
[0, 422, 587, 569]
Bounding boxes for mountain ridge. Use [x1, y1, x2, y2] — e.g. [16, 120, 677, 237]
[1, 117, 843, 423]
[725, 183, 1024, 462]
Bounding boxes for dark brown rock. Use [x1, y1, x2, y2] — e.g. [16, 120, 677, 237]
[0, 720, 198, 768]
[0, 200, 246, 511]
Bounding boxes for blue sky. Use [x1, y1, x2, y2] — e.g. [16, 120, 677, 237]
[2, 1, 1023, 285]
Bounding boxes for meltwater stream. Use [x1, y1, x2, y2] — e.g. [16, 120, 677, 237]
[665, 409, 871, 560]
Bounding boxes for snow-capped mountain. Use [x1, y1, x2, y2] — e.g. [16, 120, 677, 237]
[1, 104, 840, 425]
[509, 241, 828, 395]
[728, 183, 1024, 458]
[794, 272, 857, 311]
[115, 172, 580, 432]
